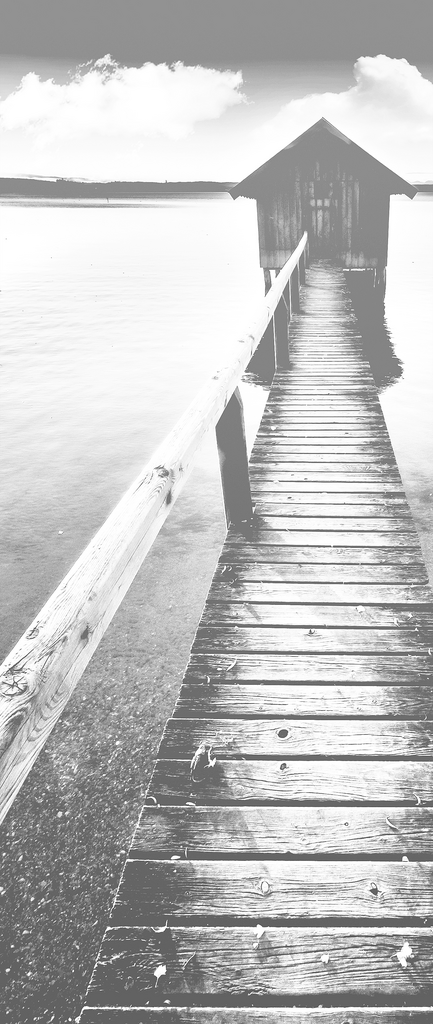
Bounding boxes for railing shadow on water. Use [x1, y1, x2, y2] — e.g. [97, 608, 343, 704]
[346, 269, 403, 392]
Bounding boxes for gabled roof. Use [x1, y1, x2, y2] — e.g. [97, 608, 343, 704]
[230, 118, 417, 199]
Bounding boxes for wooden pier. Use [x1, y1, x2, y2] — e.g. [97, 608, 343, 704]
[79, 259, 433, 1021]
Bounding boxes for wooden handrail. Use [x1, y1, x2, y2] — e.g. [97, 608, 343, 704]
[0, 230, 308, 824]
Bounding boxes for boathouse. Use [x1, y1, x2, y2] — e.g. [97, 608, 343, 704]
[231, 117, 416, 291]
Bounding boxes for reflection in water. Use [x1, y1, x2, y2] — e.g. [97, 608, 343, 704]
[346, 269, 403, 392]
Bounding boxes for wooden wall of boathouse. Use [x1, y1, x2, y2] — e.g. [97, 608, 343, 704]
[232, 119, 416, 284]
[255, 139, 391, 269]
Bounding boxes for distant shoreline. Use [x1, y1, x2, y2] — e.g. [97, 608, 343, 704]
[0, 177, 235, 198]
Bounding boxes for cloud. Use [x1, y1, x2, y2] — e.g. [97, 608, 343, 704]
[0, 55, 245, 144]
[257, 56, 433, 177]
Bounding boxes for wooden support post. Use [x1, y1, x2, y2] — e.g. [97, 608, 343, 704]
[299, 250, 306, 285]
[263, 269, 272, 295]
[304, 238, 310, 267]
[215, 387, 253, 527]
[290, 264, 300, 312]
[273, 296, 289, 369]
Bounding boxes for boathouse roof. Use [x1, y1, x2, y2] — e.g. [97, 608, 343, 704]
[230, 117, 417, 199]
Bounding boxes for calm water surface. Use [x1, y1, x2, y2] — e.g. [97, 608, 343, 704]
[1, 193, 432, 657]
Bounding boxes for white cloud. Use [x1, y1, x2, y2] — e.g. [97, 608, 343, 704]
[0, 55, 245, 144]
[256, 56, 433, 178]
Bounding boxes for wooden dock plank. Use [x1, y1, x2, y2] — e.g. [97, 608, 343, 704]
[148, 759, 433, 804]
[221, 545, 426, 564]
[185, 652, 433, 682]
[159, 719, 433, 759]
[194, 626, 433, 654]
[209, 581, 432, 603]
[86, 927, 433, 1002]
[174, 684, 433, 719]
[132, 806, 433, 857]
[227, 531, 419, 548]
[80, 261, 433, 1020]
[80, 1009, 433, 1023]
[199, 604, 431, 627]
[113, 860, 433, 922]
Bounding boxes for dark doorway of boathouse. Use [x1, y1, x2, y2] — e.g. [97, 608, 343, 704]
[308, 169, 337, 257]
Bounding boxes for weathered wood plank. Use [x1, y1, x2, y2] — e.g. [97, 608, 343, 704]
[194, 626, 432, 654]
[185, 653, 433, 683]
[251, 493, 411, 506]
[227, 532, 418, 549]
[148, 759, 433, 804]
[252, 506, 412, 520]
[253, 447, 396, 456]
[79, 1008, 433, 1023]
[250, 482, 405, 493]
[213, 563, 429, 585]
[250, 465, 401, 477]
[114, 860, 433, 922]
[251, 457, 397, 467]
[132, 806, 433, 858]
[86, 927, 433, 1001]
[250, 479, 404, 489]
[260, 412, 385, 420]
[174, 684, 433, 720]
[209, 581, 432, 605]
[221, 546, 422, 565]
[159, 719, 433, 760]
[247, 520, 417, 535]
[249, 518, 414, 533]
[201, 604, 431, 629]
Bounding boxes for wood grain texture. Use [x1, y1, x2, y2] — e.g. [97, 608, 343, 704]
[148, 759, 433, 804]
[227, 532, 418, 549]
[159, 719, 433, 760]
[113, 860, 433, 922]
[209, 581, 432, 604]
[200, 604, 431, 628]
[79, 1009, 433, 1023]
[185, 652, 433, 683]
[132, 806, 433, 857]
[252, 505, 412, 519]
[194, 626, 433, 655]
[174, 684, 433, 720]
[221, 545, 427, 568]
[86, 927, 433, 1001]
[221, 546, 423, 565]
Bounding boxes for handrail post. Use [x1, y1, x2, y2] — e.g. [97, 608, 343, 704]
[273, 296, 289, 369]
[273, 269, 291, 369]
[260, 269, 276, 375]
[290, 263, 300, 312]
[299, 250, 306, 285]
[215, 387, 253, 527]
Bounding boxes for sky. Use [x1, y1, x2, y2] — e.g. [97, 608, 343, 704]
[1, 0, 432, 182]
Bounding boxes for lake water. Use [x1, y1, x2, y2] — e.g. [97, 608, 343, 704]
[1, 193, 433, 661]
[1, 192, 433, 1024]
